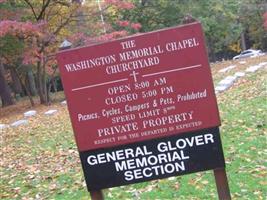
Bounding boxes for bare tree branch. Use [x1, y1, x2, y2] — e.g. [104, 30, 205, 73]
[39, 12, 74, 54]
[37, 0, 51, 20]
[23, 0, 38, 20]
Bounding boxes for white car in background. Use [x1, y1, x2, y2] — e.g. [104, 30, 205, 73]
[233, 49, 264, 60]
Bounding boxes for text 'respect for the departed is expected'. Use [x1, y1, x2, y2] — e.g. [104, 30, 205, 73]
[56, 22, 225, 191]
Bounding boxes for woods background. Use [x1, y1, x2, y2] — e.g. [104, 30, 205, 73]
[0, 0, 266, 107]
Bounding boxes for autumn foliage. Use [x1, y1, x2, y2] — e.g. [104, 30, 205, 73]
[0, 0, 141, 106]
[0, 0, 265, 107]
[0, 21, 41, 37]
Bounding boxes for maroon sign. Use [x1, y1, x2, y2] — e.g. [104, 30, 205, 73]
[56, 22, 220, 152]
[56, 22, 225, 191]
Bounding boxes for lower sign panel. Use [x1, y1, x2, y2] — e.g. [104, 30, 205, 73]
[79, 127, 225, 191]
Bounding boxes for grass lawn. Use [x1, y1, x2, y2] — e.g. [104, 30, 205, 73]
[1, 56, 266, 200]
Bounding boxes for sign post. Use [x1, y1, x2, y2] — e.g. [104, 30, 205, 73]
[214, 168, 231, 200]
[56, 22, 230, 199]
[90, 190, 104, 200]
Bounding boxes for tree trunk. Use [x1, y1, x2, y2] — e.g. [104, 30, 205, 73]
[241, 31, 246, 51]
[11, 65, 35, 107]
[47, 81, 52, 105]
[52, 78, 57, 92]
[26, 69, 37, 96]
[37, 61, 47, 104]
[10, 67, 23, 98]
[42, 61, 49, 104]
[23, 75, 35, 107]
[0, 60, 14, 107]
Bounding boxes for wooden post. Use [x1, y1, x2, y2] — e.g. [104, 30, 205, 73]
[90, 190, 104, 200]
[213, 168, 231, 200]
